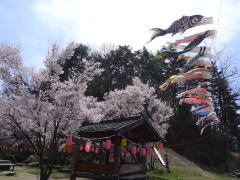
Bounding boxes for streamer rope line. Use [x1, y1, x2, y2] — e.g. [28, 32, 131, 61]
[166, 131, 224, 148]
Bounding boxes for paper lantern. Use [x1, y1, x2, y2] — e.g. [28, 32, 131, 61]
[98, 143, 103, 150]
[95, 147, 99, 154]
[66, 136, 73, 146]
[160, 143, 164, 150]
[63, 145, 67, 153]
[122, 147, 128, 155]
[79, 146, 83, 151]
[121, 139, 127, 147]
[131, 146, 137, 155]
[141, 147, 146, 157]
[147, 147, 153, 156]
[105, 140, 112, 150]
[85, 141, 92, 152]
[91, 146, 95, 152]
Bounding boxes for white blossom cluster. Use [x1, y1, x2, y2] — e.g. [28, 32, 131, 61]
[0, 42, 173, 151]
[102, 77, 173, 137]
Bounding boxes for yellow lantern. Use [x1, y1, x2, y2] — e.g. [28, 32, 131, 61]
[63, 145, 67, 153]
[121, 139, 127, 147]
[155, 144, 160, 150]
[91, 146, 95, 152]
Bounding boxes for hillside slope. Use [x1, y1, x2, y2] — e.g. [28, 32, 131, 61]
[149, 148, 237, 180]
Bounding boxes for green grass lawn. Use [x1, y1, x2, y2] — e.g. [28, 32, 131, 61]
[148, 148, 236, 180]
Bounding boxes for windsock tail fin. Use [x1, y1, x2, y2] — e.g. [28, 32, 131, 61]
[147, 28, 167, 43]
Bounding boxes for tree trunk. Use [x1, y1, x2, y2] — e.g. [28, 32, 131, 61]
[70, 138, 80, 180]
[39, 151, 53, 180]
[224, 134, 230, 172]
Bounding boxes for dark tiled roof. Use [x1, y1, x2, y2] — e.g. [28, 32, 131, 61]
[79, 120, 138, 133]
[77, 116, 142, 137]
[76, 114, 162, 142]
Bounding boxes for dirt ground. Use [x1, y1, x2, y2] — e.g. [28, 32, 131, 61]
[0, 167, 92, 180]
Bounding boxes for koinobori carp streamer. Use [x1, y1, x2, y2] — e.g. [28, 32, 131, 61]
[148, 15, 213, 42]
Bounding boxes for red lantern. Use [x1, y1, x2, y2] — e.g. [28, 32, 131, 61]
[98, 143, 103, 150]
[147, 147, 153, 156]
[141, 147, 146, 157]
[160, 143, 164, 150]
[66, 136, 73, 146]
[131, 146, 137, 155]
[95, 147, 99, 154]
[79, 146, 83, 151]
[85, 141, 92, 152]
[122, 147, 128, 155]
[105, 140, 112, 150]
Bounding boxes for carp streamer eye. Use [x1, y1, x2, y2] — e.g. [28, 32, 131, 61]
[188, 17, 200, 27]
[191, 18, 199, 24]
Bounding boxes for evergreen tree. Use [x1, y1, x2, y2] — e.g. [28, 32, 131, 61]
[212, 62, 240, 149]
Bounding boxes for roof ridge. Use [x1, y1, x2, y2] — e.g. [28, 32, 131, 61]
[82, 116, 142, 126]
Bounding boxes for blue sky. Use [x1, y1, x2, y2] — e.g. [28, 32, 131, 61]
[0, 0, 71, 67]
[0, 0, 240, 71]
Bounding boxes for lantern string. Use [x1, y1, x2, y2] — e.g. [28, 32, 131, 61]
[77, 134, 117, 141]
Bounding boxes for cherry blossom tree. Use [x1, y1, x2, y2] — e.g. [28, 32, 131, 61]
[101, 77, 173, 137]
[0, 42, 173, 180]
[0, 43, 103, 180]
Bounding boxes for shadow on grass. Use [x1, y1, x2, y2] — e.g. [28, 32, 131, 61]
[148, 168, 170, 180]
[149, 177, 169, 180]
[192, 161, 229, 176]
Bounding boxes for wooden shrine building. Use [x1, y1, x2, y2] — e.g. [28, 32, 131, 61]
[71, 105, 163, 180]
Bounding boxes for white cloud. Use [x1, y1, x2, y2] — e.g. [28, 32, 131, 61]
[32, 0, 240, 53]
